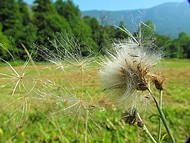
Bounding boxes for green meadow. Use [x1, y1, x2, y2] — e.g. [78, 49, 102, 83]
[0, 59, 189, 143]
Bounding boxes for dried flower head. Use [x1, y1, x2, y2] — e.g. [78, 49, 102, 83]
[122, 107, 145, 127]
[150, 73, 165, 90]
[122, 107, 137, 125]
[100, 42, 161, 98]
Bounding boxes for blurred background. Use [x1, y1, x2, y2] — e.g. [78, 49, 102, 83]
[0, 0, 190, 60]
[0, 1, 190, 143]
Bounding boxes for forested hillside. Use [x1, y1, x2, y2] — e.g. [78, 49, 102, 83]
[0, 0, 190, 60]
[82, 1, 190, 38]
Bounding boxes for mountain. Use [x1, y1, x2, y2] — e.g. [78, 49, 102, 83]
[82, 1, 190, 38]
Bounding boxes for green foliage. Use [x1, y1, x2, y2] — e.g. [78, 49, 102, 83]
[55, 0, 98, 55]
[32, 0, 71, 49]
[17, 0, 30, 26]
[82, 3, 190, 38]
[0, 59, 189, 142]
[0, 24, 14, 60]
[97, 26, 113, 54]
[55, 0, 81, 21]
[177, 32, 190, 58]
[0, 0, 37, 60]
[114, 21, 129, 40]
[0, 0, 22, 33]
[83, 16, 113, 54]
[0, 0, 23, 45]
[0, 0, 190, 60]
[168, 39, 183, 58]
[156, 32, 190, 58]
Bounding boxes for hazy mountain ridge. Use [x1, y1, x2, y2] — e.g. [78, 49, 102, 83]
[82, 1, 190, 38]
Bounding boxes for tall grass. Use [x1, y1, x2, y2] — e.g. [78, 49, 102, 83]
[0, 32, 189, 142]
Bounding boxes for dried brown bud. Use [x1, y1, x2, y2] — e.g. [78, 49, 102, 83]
[122, 108, 137, 125]
[151, 74, 165, 90]
[137, 120, 144, 128]
[137, 81, 148, 91]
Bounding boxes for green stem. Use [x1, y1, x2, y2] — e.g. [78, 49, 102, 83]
[148, 88, 176, 143]
[158, 90, 162, 143]
[137, 113, 157, 143]
[85, 110, 88, 143]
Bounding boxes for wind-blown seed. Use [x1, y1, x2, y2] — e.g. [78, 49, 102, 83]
[100, 42, 161, 98]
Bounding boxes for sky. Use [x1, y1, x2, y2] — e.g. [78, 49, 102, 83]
[24, 0, 186, 11]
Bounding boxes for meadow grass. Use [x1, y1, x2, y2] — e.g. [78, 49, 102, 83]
[0, 59, 189, 143]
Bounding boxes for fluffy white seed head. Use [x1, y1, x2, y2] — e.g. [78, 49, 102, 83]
[100, 42, 161, 98]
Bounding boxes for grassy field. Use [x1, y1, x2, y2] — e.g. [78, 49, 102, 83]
[0, 59, 189, 143]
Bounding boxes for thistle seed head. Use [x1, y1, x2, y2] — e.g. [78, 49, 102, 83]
[100, 42, 161, 97]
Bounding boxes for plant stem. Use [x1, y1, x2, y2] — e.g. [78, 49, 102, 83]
[85, 110, 88, 143]
[158, 90, 162, 143]
[148, 88, 176, 143]
[137, 113, 157, 143]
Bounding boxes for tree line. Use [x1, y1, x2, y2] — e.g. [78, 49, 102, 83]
[0, 0, 190, 61]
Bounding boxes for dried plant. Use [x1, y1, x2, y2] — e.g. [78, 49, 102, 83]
[100, 42, 161, 95]
[0, 46, 40, 135]
[0, 25, 177, 143]
[99, 25, 176, 143]
[33, 33, 101, 142]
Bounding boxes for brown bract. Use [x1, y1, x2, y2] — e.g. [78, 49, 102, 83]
[150, 74, 165, 90]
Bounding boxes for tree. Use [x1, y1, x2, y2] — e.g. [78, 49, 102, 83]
[114, 21, 129, 40]
[0, 0, 33, 59]
[156, 34, 172, 55]
[83, 16, 113, 54]
[32, 0, 71, 49]
[17, 0, 30, 26]
[168, 39, 183, 58]
[71, 18, 99, 54]
[0, 23, 14, 60]
[97, 27, 111, 54]
[55, 0, 80, 22]
[55, 0, 98, 55]
[14, 0, 38, 59]
[83, 16, 100, 42]
[0, 0, 23, 45]
[18, 23, 37, 58]
[0, 0, 21, 31]
[177, 32, 190, 58]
